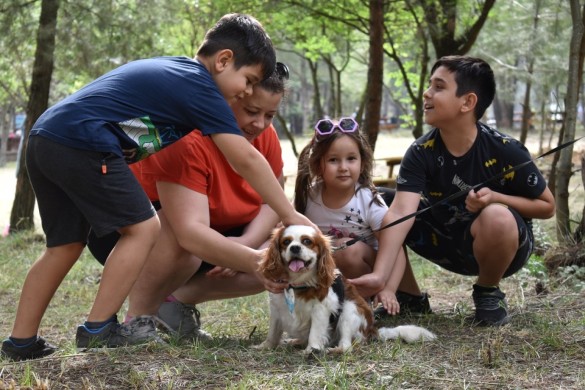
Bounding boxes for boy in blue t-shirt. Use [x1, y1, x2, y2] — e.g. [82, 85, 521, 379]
[350, 56, 555, 326]
[1, 13, 313, 361]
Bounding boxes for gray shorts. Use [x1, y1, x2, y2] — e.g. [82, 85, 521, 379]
[26, 136, 156, 247]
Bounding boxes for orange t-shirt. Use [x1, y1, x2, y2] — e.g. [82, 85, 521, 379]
[131, 126, 283, 233]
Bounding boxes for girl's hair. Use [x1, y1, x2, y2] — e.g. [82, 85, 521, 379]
[294, 123, 381, 213]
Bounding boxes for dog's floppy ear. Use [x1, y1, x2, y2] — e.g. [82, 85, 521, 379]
[258, 226, 286, 280]
[316, 233, 336, 287]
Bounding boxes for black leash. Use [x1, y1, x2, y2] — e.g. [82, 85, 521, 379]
[333, 136, 583, 252]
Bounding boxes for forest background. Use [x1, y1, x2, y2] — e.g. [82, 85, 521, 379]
[1, 0, 584, 246]
[0, 1, 584, 388]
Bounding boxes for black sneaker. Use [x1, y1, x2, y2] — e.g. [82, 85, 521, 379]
[1, 336, 57, 361]
[472, 284, 510, 326]
[76, 315, 163, 351]
[374, 291, 432, 319]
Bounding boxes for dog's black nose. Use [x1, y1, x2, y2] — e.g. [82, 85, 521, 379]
[290, 245, 301, 254]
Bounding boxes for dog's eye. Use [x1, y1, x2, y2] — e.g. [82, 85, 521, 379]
[301, 238, 313, 246]
[283, 238, 292, 246]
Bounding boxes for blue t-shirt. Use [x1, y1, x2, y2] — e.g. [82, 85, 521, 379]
[30, 56, 242, 162]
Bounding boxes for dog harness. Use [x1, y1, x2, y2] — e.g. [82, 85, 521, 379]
[329, 275, 345, 327]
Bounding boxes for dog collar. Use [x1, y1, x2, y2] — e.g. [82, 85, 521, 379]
[288, 284, 309, 290]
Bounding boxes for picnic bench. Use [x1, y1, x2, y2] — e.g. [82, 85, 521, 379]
[373, 156, 403, 188]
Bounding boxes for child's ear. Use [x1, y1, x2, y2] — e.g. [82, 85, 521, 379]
[214, 49, 234, 72]
[461, 92, 478, 113]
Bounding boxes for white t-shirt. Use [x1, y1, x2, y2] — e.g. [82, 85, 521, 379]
[305, 183, 388, 249]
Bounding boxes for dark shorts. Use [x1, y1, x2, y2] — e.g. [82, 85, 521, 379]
[27, 136, 156, 247]
[377, 187, 533, 278]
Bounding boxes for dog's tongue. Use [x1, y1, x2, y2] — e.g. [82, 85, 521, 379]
[288, 260, 305, 272]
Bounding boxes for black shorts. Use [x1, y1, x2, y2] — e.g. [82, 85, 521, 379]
[26, 136, 156, 247]
[377, 187, 533, 277]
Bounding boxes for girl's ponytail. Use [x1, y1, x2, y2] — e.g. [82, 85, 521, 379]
[293, 142, 313, 214]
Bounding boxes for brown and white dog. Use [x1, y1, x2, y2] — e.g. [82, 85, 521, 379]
[255, 225, 436, 354]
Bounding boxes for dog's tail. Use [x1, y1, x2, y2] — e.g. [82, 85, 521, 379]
[378, 325, 436, 343]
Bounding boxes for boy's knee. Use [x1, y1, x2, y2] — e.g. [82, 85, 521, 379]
[120, 216, 161, 240]
[474, 205, 517, 238]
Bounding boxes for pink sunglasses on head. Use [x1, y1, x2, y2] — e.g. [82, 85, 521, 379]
[314, 117, 359, 135]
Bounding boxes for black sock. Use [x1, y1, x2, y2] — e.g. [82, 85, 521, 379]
[84, 314, 117, 330]
[9, 335, 38, 347]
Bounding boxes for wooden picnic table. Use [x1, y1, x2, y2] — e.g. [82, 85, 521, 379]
[373, 156, 403, 188]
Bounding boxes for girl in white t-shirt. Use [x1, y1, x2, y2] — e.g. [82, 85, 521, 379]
[294, 117, 404, 314]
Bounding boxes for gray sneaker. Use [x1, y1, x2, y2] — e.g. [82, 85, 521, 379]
[123, 315, 166, 343]
[157, 301, 212, 341]
[76, 315, 164, 351]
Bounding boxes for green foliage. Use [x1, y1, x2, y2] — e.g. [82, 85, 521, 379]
[0, 2, 38, 108]
[0, 0, 576, 144]
[522, 254, 549, 280]
[470, 0, 571, 107]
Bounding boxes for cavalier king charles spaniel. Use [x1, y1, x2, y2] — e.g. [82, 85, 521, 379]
[255, 225, 435, 354]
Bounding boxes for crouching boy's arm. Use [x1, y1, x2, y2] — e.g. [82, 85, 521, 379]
[348, 191, 421, 298]
[465, 186, 555, 219]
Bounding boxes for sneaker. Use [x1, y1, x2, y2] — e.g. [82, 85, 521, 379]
[396, 291, 432, 314]
[157, 301, 212, 341]
[1, 336, 57, 361]
[76, 315, 164, 351]
[472, 284, 510, 326]
[374, 291, 432, 319]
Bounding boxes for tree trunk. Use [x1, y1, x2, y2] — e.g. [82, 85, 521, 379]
[363, 0, 384, 151]
[520, 1, 542, 145]
[9, 0, 60, 233]
[519, 77, 532, 145]
[575, 154, 585, 242]
[0, 105, 9, 167]
[554, 0, 584, 243]
[326, 59, 335, 116]
[421, 0, 496, 57]
[308, 59, 323, 122]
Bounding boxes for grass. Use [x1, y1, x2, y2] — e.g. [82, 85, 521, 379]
[0, 230, 584, 389]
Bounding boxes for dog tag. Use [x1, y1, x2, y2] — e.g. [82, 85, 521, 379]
[284, 288, 295, 313]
